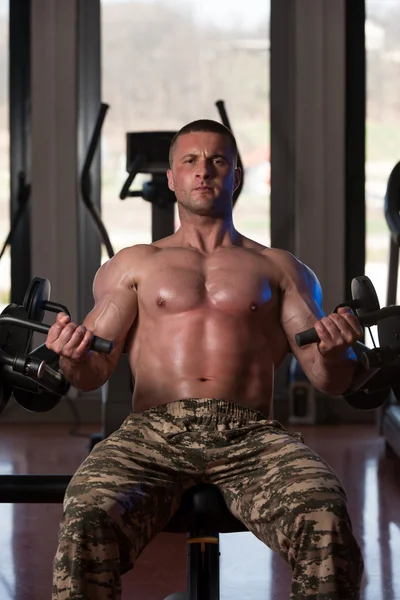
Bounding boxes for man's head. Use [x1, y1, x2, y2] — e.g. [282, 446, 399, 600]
[168, 119, 238, 168]
[167, 119, 241, 218]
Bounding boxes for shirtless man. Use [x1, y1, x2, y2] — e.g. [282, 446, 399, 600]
[49, 119, 365, 600]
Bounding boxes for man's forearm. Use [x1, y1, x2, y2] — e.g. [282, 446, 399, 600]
[310, 348, 382, 396]
[310, 351, 358, 395]
[59, 354, 110, 392]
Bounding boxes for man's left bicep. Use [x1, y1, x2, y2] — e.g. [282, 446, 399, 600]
[279, 280, 326, 379]
[280, 286, 324, 348]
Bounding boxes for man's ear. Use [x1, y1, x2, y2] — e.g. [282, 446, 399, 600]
[233, 167, 242, 191]
[166, 169, 175, 192]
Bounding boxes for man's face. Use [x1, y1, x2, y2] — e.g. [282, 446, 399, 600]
[166, 131, 241, 217]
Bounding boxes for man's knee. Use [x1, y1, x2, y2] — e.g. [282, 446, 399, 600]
[58, 483, 136, 575]
[61, 483, 118, 542]
[288, 486, 352, 539]
[62, 475, 132, 544]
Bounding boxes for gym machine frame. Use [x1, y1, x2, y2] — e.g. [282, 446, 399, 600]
[378, 161, 400, 459]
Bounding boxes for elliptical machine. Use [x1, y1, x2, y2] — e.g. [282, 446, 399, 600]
[378, 161, 400, 458]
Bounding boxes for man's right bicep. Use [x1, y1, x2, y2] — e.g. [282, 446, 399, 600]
[83, 257, 139, 354]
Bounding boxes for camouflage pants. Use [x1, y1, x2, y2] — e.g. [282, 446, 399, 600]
[53, 398, 363, 599]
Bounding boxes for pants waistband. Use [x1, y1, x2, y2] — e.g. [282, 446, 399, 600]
[148, 398, 267, 424]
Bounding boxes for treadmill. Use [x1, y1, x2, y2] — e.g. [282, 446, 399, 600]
[379, 161, 400, 458]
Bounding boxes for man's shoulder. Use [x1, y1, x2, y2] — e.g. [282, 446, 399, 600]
[96, 244, 159, 278]
[261, 247, 299, 270]
[233, 236, 308, 277]
[115, 243, 159, 261]
[260, 247, 320, 290]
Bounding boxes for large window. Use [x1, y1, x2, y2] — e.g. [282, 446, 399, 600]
[100, 0, 270, 260]
[365, 1, 400, 306]
[0, 0, 9, 311]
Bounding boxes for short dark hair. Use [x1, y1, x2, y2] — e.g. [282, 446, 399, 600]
[169, 119, 238, 167]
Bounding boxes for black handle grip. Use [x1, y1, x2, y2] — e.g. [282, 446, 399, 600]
[295, 328, 320, 347]
[0, 315, 114, 355]
[91, 336, 114, 354]
[295, 305, 400, 347]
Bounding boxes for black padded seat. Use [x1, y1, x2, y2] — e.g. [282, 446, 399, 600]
[164, 483, 248, 534]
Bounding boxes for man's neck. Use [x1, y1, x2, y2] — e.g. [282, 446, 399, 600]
[175, 218, 240, 254]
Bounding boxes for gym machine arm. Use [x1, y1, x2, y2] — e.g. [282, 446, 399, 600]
[0, 277, 114, 414]
[0, 304, 113, 397]
[295, 283, 400, 409]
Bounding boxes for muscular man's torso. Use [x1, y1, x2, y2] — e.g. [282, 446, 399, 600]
[124, 235, 291, 417]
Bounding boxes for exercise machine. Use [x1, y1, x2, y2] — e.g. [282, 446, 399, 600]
[288, 274, 388, 423]
[0, 278, 112, 415]
[295, 275, 400, 412]
[378, 161, 400, 458]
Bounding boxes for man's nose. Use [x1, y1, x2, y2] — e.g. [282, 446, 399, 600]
[195, 160, 213, 178]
